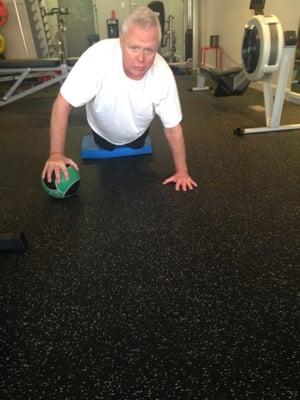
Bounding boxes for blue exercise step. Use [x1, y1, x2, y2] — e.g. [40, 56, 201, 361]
[81, 135, 152, 159]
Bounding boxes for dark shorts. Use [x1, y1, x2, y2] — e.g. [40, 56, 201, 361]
[92, 128, 150, 151]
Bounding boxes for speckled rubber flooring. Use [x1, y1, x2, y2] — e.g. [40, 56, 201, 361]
[0, 73, 299, 399]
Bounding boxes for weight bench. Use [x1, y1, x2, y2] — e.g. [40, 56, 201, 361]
[191, 65, 250, 96]
[0, 57, 77, 107]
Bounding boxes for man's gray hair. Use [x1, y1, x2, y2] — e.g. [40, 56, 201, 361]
[121, 6, 162, 44]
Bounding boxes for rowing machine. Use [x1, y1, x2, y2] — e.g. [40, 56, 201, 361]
[235, 1, 300, 135]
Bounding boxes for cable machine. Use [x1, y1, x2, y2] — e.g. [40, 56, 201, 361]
[148, 1, 176, 62]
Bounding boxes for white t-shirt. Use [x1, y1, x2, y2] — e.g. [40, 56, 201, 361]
[60, 39, 182, 145]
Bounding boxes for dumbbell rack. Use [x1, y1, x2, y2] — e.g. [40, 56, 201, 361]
[24, 0, 54, 57]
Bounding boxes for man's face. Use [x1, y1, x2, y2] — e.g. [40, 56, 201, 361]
[120, 23, 159, 80]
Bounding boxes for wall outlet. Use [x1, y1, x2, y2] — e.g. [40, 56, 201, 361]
[121, 2, 125, 8]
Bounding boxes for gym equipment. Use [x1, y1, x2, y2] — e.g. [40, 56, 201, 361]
[148, 1, 176, 62]
[0, 231, 27, 252]
[250, 0, 266, 14]
[107, 10, 119, 39]
[23, 0, 55, 58]
[185, 26, 192, 60]
[200, 35, 222, 70]
[81, 135, 152, 159]
[193, 20, 249, 94]
[235, 0, 300, 135]
[192, 66, 249, 96]
[42, 7, 70, 63]
[41, 165, 80, 199]
[0, 2, 76, 108]
[192, 0, 300, 135]
[242, 14, 283, 82]
[0, 0, 8, 27]
[148, 1, 165, 46]
[183, 0, 200, 69]
[0, 58, 74, 107]
[184, 0, 192, 60]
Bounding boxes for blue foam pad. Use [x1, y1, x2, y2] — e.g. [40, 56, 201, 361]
[81, 135, 152, 159]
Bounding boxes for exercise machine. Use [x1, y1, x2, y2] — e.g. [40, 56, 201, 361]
[192, 24, 250, 94]
[192, 0, 300, 135]
[107, 10, 119, 39]
[192, 65, 249, 96]
[148, 1, 176, 62]
[0, 4, 76, 108]
[0, 57, 74, 108]
[148, 1, 193, 73]
[42, 7, 70, 63]
[235, 0, 300, 135]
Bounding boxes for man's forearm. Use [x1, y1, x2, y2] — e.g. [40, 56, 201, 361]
[49, 94, 72, 156]
[164, 124, 189, 173]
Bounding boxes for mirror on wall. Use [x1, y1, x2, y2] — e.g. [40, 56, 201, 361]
[291, 20, 300, 94]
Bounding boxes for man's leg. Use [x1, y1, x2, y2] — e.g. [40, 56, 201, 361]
[92, 131, 115, 151]
[92, 128, 150, 150]
[127, 128, 150, 149]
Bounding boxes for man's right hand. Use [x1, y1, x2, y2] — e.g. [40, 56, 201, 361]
[42, 153, 79, 183]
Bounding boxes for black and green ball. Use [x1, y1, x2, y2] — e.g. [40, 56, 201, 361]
[42, 165, 80, 199]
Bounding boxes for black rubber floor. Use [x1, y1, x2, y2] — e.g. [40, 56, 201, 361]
[0, 73, 299, 399]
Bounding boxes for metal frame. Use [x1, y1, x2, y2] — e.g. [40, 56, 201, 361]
[0, 62, 70, 107]
[182, 0, 199, 68]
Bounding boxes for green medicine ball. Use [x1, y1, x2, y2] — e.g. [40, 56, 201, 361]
[42, 165, 80, 198]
